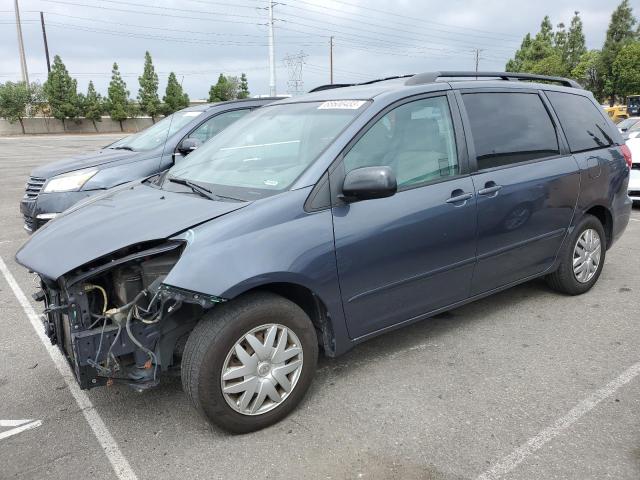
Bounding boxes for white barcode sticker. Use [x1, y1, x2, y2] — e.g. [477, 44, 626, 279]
[318, 100, 366, 110]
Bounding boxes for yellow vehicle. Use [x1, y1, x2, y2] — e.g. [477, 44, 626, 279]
[603, 95, 640, 123]
[603, 104, 628, 123]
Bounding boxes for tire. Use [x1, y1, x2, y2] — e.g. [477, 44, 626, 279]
[181, 291, 318, 433]
[546, 214, 607, 295]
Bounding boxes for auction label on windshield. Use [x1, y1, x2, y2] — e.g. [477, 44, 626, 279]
[318, 100, 366, 110]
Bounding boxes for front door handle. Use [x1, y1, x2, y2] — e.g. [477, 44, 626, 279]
[478, 182, 503, 196]
[446, 192, 474, 204]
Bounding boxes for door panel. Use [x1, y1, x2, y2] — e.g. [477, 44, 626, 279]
[471, 157, 580, 294]
[333, 178, 477, 338]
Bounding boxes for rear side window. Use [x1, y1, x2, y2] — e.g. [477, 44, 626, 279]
[462, 92, 559, 170]
[546, 92, 614, 152]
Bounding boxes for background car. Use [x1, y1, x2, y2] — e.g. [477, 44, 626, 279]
[20, 97, 281, 232]
[618, 116, 640, 140]
[626, 136, 640, 204]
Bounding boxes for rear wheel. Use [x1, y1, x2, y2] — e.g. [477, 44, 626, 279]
[546, 214, 606, 295]
[181, 292, 318, 433]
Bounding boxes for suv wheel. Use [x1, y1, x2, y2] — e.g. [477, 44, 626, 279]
[546, 214, 606, 295]
[181, 292, 318, 433]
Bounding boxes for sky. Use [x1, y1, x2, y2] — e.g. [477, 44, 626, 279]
[0, 0, 636, 100]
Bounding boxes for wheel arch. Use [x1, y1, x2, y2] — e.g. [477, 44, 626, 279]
[226, 280, 338, 357]
[582, 204, 613, 249]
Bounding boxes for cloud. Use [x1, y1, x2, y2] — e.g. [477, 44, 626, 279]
[0, 0, 618, 98]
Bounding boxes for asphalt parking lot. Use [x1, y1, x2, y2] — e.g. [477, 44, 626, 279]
[0, 133, 639, 480]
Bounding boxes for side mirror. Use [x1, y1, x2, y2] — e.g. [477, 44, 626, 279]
[177, 137, 202, 156]
[341, 166, 397, 202]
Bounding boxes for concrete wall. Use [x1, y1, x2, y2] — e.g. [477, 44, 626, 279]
[0, 116, 158, 136]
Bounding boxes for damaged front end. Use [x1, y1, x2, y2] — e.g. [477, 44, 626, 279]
[35, 241, 223, 391]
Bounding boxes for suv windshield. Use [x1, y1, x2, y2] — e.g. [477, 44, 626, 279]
[166, 100, 369, 200]
[110, 110, 204, 151]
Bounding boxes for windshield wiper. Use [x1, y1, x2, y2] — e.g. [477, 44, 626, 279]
[114, 145, 135, 151]
[168, 177, 217, 200]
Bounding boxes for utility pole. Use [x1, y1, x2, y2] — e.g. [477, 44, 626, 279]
[474, 48, 483, 73]
[268, 0, 276, 96]
[329, 36, 334, 84]
[14, 0, 29, 85]
[40, 12, 51, 73]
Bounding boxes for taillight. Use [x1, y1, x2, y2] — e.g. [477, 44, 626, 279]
[621, 144, 633, 169]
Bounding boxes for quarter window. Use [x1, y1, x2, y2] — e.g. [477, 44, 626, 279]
[343, 96, 459, 189]
[546, 92, 614, 153]
[462, 92, 559, 170]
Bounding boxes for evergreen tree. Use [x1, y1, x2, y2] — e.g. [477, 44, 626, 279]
[84, 81, 103, 132]
[612, 42, 640, 98]
[43, 55, 79, 126]
[565, 12, 587, 74]
[138, 51, 161, 121]
[107, 62, 130, 130]
[238, 73, 250, 99]
[506, 34, 532, 72]
[601, 0, 637, 104]
[208, 74, 239, 102]
[0, 81, 35, 134]
[162, 72, 189, 114]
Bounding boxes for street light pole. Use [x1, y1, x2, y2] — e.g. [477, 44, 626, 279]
[268, 0, 276, 96]
[14, 0, 29, 85]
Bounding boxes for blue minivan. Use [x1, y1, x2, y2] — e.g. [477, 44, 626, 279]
[16, 72, 632, 433]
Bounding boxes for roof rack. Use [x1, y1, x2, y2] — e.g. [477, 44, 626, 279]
[405, 71, 582, 89]
[308, 75, 413, 93]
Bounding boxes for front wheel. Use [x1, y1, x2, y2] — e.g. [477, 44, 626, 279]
[546, 214, 606, 295]
[181, 292, 318, 433]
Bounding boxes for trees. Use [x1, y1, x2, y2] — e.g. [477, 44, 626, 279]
[601, 0, 637, 104]
[572, 50, 605, 100]
[612, 42, 640, 98]
[107, 62, 130, 130]
[208, 74, 239, 102]
[84, 81, 104, 132]
[0, 81, 38, 133]
[162, 72, 189, 114]
[504, 3, 639, 103]
[238, 73, 250, 99]
[138, 51, 161, 121]
[43, 55, 79, 125]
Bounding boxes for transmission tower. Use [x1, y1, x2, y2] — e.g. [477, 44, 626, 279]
[283, 51, 307, 96]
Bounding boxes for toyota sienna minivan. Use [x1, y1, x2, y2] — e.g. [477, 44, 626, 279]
[16, 72, 632, 433]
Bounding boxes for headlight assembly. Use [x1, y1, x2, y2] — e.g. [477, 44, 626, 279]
[43, 169, 98, 193]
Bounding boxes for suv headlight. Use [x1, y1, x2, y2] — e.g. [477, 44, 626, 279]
[43, 169, 98, 193]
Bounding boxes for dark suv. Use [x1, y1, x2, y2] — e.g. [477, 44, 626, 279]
[16, 72, 632, 433]
[20, 98, 280, 232]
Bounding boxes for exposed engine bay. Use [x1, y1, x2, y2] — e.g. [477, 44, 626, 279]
[34, 241, 223, 390]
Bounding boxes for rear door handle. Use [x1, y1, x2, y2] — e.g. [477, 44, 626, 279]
[478, 184, 503, 196]
[446, 192, 474, 204]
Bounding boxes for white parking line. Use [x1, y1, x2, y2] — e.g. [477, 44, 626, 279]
[476, 361, 640, 480]
[0, 256, 138, 480]
[0, 419, 42, 441]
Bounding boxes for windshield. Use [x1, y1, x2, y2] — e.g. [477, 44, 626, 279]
[111, 110, 203, 151]
[165, 100, 368, 200]
[628, 97, 640, 108]
[618, 117, 640, 131]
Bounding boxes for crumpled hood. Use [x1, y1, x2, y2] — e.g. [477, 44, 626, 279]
[31, 148, 143, 178]
[15, 182, 247, 280]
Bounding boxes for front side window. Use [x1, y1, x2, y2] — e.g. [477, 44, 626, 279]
[343, 96, 459, 189]
[111, 110, 203, 151]
[187, 109, 250, 143]
[462, 92, 559, 170]
[546, 91, 614, 153]
[166, 101, 368, 200]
